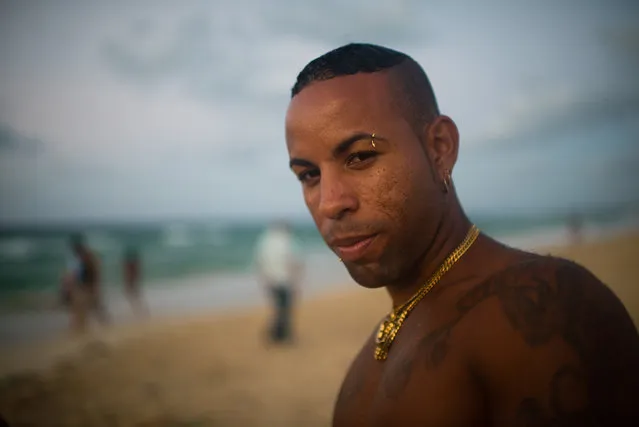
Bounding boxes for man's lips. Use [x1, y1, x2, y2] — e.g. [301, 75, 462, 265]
[331, 234, 377, 262]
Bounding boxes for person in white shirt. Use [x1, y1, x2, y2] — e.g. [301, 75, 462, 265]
[253, 220, 304, 343]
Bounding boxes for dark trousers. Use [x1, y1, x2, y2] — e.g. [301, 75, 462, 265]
[270, 285, 293, 343]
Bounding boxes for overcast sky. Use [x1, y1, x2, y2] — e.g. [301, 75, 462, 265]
[0, 0, 638, 223]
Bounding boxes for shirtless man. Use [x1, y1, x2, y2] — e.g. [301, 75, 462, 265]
[285, 43, 639, 426]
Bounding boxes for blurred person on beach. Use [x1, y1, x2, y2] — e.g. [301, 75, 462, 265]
[68, 234, 109, 333]
[123, 246, 147, 318]
[59, 249, 80, 308]
[285, 43, 639, 426]
[254, 220, 304, 344]
[567, 212, 584, 246]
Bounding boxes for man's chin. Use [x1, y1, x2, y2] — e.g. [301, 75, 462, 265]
[344, 262, 388, 289]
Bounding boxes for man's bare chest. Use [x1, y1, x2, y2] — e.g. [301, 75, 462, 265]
[333, 338, 485, 427]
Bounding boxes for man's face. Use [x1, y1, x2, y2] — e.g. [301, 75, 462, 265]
[285, 71, 447, 288]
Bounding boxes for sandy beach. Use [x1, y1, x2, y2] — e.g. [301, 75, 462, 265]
[0, 231, 638, 426]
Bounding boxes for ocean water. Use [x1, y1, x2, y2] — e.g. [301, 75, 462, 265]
[0, 221, 326, 298]
[1, 207, 638, 304]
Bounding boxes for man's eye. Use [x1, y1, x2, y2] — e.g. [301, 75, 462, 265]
[346, 151, 377, 166]
[297, 169, 320, 183]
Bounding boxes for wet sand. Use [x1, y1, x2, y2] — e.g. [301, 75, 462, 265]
[0, 232, 637, 426]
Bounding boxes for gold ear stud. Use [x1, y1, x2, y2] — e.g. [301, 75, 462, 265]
[442, 169, 452, 193]
[371, 133, 376, 149]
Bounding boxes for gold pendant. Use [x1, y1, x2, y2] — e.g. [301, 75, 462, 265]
[375, 311, 402, 360]
[375, 317, 393, 344]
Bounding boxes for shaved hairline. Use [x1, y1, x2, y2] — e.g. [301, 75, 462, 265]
[386, 59, 440, 134]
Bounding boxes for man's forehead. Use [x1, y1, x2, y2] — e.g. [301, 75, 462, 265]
[286, 71, 394, 125]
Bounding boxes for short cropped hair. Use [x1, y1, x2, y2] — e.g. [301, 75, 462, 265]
[291, 43, 440, 130]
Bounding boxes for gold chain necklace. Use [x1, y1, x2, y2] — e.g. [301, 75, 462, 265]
[374, 225, 480, 361]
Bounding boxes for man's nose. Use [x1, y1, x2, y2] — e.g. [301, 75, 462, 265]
[317, 172, 358, 220]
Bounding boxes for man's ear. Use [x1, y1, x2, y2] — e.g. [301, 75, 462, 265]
[423, 115, 459, 174]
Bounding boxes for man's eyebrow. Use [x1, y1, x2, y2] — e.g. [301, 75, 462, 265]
[332, 132, 384, 157]
[289, 158, 315, 169]
[289, 132, 386, 169]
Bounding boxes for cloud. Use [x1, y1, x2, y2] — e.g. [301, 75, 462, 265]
[0, 124, 43, 155]
[100, 1, 429, 105]
[601, 21, 639, 61]
[259, 0, 426, 46]
[100, 11, 300, 104]
[465, 82, 639, 150]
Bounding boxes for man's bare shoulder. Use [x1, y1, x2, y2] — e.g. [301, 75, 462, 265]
[332, 326, 385, 426]
[334, 327, 378, 402]
[452, 254, 639, 425]
[455, 254, 638, 341]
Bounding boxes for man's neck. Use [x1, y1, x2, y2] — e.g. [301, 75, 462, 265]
[386, 204, 473, 309]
